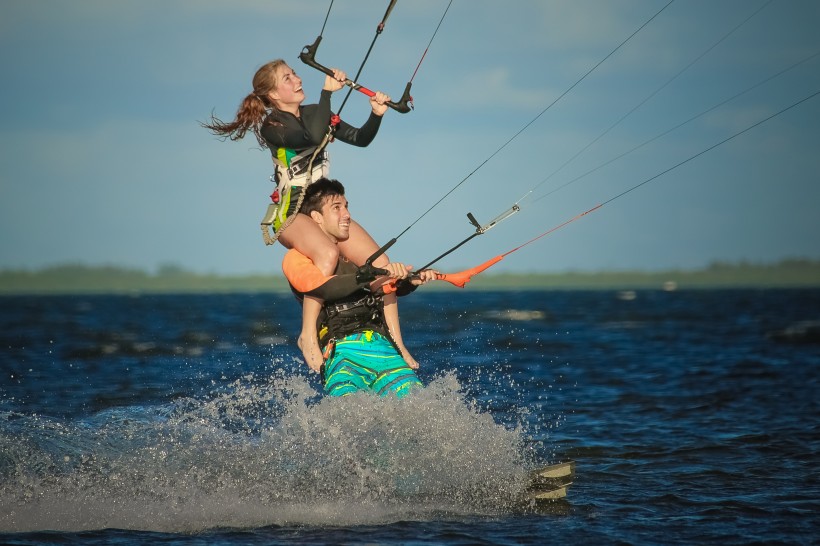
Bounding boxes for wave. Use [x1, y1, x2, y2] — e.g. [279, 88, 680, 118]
[0, 371, 540, 533]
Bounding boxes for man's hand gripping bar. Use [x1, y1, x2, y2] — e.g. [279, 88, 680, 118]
[300, 36, 413, 114]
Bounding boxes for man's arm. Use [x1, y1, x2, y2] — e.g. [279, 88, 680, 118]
[379, 267, 439, 296]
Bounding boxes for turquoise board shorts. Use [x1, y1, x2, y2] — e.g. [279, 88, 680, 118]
[322, 331, 422, 398]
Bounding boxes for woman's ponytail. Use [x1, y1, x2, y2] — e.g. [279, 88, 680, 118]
[202, 59, 287, 147]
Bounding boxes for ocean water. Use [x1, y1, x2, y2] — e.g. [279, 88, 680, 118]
[1, 289, 818, 545]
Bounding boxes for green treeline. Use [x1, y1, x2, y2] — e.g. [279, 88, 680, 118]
[1, 259, 819, 295]
[0, 264, 289, 295]
[465, 258, 820, 290]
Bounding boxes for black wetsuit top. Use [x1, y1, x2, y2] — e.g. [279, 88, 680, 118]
[261, 90, 383, 158]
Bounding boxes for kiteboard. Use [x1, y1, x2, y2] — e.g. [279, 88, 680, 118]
[526, 460, 576, 501]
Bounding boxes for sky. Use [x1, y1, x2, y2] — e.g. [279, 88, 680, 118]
[1, 0, 819, 275]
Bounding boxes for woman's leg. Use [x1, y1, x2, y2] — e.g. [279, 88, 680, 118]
[297, 296, 325, 373]
[381, 291, 417, 368]
[278, 214, 339, 275]
[278, 215, 339, 373]
[339, 220, 418, 368]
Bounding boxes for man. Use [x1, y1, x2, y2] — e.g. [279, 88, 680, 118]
[282, 178, 436, 398]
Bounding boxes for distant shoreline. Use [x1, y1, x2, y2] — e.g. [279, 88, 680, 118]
[1, 259, 819, 295]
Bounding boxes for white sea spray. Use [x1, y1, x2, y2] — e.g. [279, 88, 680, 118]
[0, 370, 536, 533]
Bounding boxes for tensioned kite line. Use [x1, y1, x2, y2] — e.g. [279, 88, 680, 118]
[379, 0, 676, 259]
[517, 0, 774, 206]
[300, 0, 452, 117]
[336, 0, 398, 116]
[298, 3, 815, 289]
[418, 0, 815, 274]
[429, 87, 820, 287]
[531, 49, 820, 205]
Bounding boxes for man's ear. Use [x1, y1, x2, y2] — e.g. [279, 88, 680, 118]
[310, 210, 323, 225]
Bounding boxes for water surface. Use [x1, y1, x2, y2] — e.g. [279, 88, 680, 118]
[1, 290, 818, 544]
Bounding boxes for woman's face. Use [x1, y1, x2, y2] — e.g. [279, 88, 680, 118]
[269, 64, 304, 109]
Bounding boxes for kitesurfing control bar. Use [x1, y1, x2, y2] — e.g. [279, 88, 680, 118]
[300, 36, 413, 114]
[354, 236, 397, 285]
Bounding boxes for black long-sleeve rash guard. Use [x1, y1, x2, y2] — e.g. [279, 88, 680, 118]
[282, 249, 366, 302]
[260, 90, 383, 159]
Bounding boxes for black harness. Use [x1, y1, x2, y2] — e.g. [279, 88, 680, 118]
[319, 291, 389, 347]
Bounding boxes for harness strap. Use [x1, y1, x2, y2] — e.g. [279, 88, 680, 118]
[325, 293, 378, 316]
[283, 149, 329, 180]
[319, 291, 397, 355]
[261, 130, 333, 245]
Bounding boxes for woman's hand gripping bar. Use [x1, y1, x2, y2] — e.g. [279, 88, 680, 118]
[300, 36, 413, 114]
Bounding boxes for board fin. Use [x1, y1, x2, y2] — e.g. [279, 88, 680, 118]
[526, 460, 576, 501]
[527, 485, 569, 500]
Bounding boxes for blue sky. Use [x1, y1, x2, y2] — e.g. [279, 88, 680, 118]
[1, 0, 818, 275]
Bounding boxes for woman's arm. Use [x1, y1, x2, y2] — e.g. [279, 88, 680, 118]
[333, 112, 383, 147]
[333, 91, 389, 147]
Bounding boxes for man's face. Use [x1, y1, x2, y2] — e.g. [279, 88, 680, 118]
[317, 194, 350, 242]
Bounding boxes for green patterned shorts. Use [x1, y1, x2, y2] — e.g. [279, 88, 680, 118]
[321, 331, 422, 398]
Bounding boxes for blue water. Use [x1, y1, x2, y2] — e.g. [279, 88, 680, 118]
[1, 289, 818, 545]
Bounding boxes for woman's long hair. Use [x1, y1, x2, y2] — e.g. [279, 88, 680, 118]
[202, 59, 287, 147]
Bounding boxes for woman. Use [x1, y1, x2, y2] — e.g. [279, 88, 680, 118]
[203, 60, 420, 368]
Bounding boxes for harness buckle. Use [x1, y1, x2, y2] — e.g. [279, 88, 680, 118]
[285, 150, 329, 180]
[326, 293, 379, 316]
